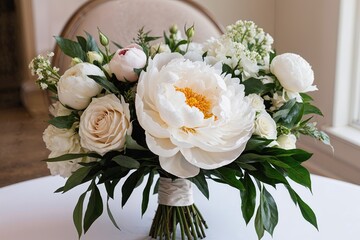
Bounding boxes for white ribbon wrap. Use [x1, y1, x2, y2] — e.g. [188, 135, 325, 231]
[158, 177, 194, 206]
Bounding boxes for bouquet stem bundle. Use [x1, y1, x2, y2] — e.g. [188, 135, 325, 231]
[149, 204, 207, 240]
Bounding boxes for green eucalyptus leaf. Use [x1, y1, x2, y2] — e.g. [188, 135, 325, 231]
[240, 174, 256, 224]
[112, 155, 140, 169]
[104, 178, 121, 199]
[73, 191, 87, 239]
[54, 36, 86, 61]
[142, 171, 155, 215]
[84, 183, 103, 233]
[88, 75, 120, 94]
[273, 98, 296, 122]
[300, 93, 314, 102]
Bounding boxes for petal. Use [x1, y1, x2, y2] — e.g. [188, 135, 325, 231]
[159, 152, 200, 178]
[181, 144, 247, 170]
[145, 132, 179, 157]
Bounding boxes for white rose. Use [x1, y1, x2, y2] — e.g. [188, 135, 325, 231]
[277, 134, 297, 150]
[109, 44, 147, 82]
[79, 94, 131, 156]
[57, 62, 104, 110]
[136, 52, 255, 178]
[270, 53, 317, 93]
[247, 94, 266, 112]
[43, 125, 91, 177]
[254, 111, 277, 139]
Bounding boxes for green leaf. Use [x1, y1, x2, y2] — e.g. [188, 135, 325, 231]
[303, 103, 323, 116]
[236, 153, 274, 164]
[244, 137, 273, 152]
[73, 191, 87, 239]
[273, 98, 296, 122]
[300, 93, 313, 102]
[189, 172, 209, 199]
[112, 155, 140, 169]
[261, 187, 278, 235]
[242, 78, 270, 95]
[112, 41, 123, 49]
[121, 168, 146, 207]
[88, 75, 120, 94]
[106, 196, 120, 230]
[45, 152, 101, 162]
[254, 205, 264, 239]
[222, 63, 233, 75]
[64, 167, 92, 192]
[215, 168, 244, 191]
[142, 170, 155, 215]
[104, 179, 121, 199]
[48, 112, 79, 129]
[85, 31, 100, 52]
[84, 183, 103, 233]
[285, 186, 318, 229]
[54, 36, 86, 61]
[261, 162, 289, 185]
[286, 165, 312, 190]
[240, 174, 256, 224]
[76, 36, 87, 52]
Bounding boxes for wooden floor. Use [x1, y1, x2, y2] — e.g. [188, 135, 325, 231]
[0, 107, 50, 187]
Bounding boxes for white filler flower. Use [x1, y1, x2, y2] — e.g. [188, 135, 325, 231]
[136, 53, 255, 178]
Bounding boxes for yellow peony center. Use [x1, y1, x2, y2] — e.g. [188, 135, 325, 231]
[175, 87, 213, 119]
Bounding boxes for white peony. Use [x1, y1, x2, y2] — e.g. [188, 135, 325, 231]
[43, 125, 90, 177]
[277, 134, 297, 150]
[57, 62, 104, 110]
[136, 52, 255, 178]
[270, 53, 317, 93]
[254, 111, 277, 139]
[79, 94, 131, 156]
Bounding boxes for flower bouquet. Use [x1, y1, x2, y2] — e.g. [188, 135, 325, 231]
[29, 20, 330, 239]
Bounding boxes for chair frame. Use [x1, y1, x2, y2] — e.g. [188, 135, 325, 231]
[52, 0, 224, 67]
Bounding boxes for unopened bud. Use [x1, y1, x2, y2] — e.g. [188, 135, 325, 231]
[87, 51, 103, 64]
[185, 25, 195, 39]
[98, 29, 109, 46]
[71, 57, 83, 66]
[170, 24, 178, 34]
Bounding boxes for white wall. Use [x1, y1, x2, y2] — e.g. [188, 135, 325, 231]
[193, 0, 275, 36]
[32, 0, 87, 54]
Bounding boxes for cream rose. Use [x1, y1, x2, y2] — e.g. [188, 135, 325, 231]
[277, 134, 297, 150]
[43, 125, 90, 177]
[254, 111, 277, 139]
[270, 53, 317, 93]
[109, 44, 147, 82]
[57, 62, 104, 110]
[79, 94, 131, 155]
[136, 52, 255, 178]
[247, 93, 266, 112]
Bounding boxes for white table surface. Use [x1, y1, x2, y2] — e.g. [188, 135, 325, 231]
[1, 174, 360, 240]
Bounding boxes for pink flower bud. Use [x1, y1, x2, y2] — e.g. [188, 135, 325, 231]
[109, 44, 146, 82]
